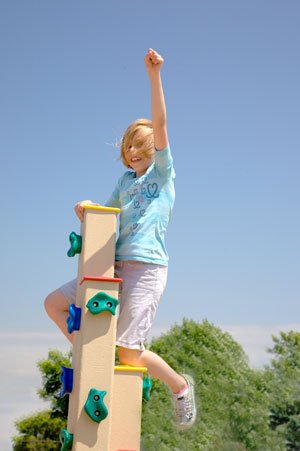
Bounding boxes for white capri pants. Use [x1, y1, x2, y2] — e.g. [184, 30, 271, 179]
[59, 260, 168, 351]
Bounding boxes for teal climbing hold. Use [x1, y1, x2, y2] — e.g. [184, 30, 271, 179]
[59, 428, 73, 451]
[84, 388, 108, 423]
[143, 375, 152, 401]
[86, 292, 119, 316]
[67, 232, 82, 257]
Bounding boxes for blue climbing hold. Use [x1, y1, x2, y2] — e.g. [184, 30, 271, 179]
[60, 366, 73, 396]
[67, 304, 81, 334]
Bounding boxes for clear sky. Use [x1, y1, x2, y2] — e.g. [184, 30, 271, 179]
[1, 1, 300, 447]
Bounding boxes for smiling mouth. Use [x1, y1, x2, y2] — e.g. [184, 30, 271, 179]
[131, 157, 142, 163]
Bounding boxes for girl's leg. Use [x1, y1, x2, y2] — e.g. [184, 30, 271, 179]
[118, 347, 187, 394]
[118, 346, 197, 430]
[44, 289, 74, 344]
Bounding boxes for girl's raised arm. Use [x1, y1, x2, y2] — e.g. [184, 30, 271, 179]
[144, 48, 168, 151]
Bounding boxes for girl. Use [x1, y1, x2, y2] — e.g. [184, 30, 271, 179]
[45, 48, 196, 430]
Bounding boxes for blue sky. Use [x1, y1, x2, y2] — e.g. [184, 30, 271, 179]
[2, 0, 299, 330]
[0, 1, 300, 447]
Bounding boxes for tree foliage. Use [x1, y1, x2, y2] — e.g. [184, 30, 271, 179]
[12, 350, 70, 450]
[267, 331, 300, 450]
[141, 319, 284, 450]
[13, 411, 66, 451]
[12, 321, 300, 450]
[37, 349, 71, 417]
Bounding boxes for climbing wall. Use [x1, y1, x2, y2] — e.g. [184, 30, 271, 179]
[59, 205, 150, 451]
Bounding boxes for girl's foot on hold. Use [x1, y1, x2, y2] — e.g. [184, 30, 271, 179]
[173, 374, 197, 430]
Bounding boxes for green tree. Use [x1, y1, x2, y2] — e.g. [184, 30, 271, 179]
[141, 319, 284, 450]
[267, 331, 300, 450]
[13, 321, 291, 450]
[12, 349, 71, 450]
[37, 349, 71, 417]
[13, 411, 66, 451]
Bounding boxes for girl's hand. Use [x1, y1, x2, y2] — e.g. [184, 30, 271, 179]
[144, 48, 164, 77]
[74, 200, 100, 222]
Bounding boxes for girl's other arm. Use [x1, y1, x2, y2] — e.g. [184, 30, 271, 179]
[144, 48, 168, 151]
[74, 200, 100, 222]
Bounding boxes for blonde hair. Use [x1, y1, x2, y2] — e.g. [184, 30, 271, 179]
[120, 118, 154, 168]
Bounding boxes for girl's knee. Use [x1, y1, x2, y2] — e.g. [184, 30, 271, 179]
[44, 293, 57, 318]
[44, 289, 68, 317]
[44, 293, 54, 315]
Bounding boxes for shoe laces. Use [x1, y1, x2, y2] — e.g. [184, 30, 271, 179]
[175, 393, 193, 420]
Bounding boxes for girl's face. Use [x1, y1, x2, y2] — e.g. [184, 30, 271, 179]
[125, 129, 154, 177]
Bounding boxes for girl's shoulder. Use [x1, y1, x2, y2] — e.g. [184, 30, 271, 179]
[116, 170, 135, 187]
[122, 170, 135, 181]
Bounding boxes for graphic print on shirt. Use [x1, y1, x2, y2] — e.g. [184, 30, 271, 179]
[146, 182, 159, 199]
[127, 180, 160, 237]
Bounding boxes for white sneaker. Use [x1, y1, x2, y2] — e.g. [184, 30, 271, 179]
[173, 374, 197, 430]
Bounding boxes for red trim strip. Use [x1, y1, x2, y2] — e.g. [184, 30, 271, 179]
[80, 276, 122, 285]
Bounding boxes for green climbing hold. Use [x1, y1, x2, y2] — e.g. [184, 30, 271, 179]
[84, 388, 108, 423]
[59, 429, 73, 451]
[67, 232, 82, 257]
[143, 375, 152, 401]
[86, 292, 119, 316]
